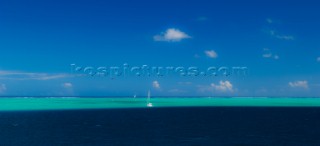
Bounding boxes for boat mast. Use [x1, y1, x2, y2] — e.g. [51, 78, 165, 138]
[147, 90, 153, 107]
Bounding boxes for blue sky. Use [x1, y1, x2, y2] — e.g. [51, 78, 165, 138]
[0, 0, 320, 97]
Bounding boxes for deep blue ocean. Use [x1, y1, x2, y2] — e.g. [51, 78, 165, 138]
[1, 107, 320, 146]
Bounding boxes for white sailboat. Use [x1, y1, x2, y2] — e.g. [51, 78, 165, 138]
[147, 90, 153, 107]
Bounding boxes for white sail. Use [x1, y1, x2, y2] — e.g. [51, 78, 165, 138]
[147, 90, 153, 107]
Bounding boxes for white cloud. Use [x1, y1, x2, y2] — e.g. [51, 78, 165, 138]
[204, 50, 218, 58]
[262, 53, 279, 59]
[262, 48, 279, 60]
[317, 57, 320, 62]
[61, 82, 74, 95]
[263, 48, 270, 51]
[154, 28, 191, 42]
[267, 30, 294, 40]
[198, 81, 235, 93]
[262, 53, 272, 58]
[211, 81, 234, 92]
[168, 89, 186, 93]
[289, 80, 308, 89]
[276, 35, 294, 40]
[62, 83, 73, 88]
[0, 70, 71, 80]
[152, 81, 160, 89]
[0, 84, 6, 93]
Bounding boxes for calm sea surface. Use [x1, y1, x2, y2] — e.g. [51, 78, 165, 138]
[1, 107, 320, 146]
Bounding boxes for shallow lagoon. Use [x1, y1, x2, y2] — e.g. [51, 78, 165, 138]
[1, 97, 320, 111]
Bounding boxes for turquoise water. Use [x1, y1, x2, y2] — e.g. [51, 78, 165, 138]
[1, 97, 320, 111]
